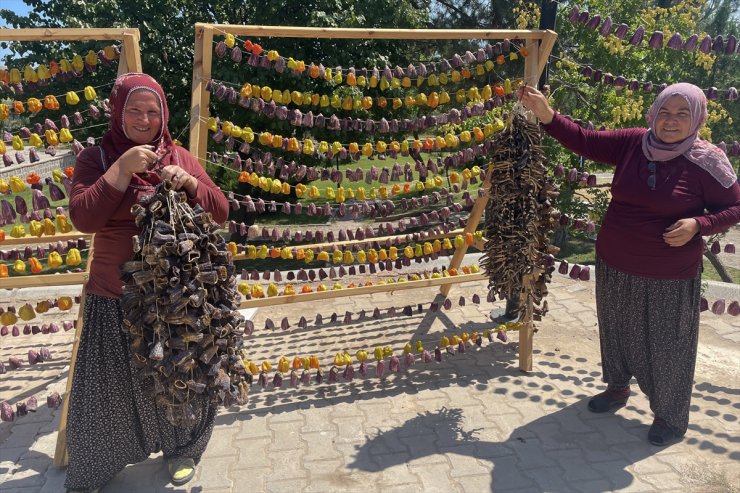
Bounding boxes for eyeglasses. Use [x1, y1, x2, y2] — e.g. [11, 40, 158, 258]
[647, 161, 656, 190]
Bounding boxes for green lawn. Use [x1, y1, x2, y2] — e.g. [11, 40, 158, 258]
[558, 238, 739, 284]
[1, 185, 70, 235]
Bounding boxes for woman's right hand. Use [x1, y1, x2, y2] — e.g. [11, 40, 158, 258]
[115, 145, 158, 177]
[516, 85, 556, 124]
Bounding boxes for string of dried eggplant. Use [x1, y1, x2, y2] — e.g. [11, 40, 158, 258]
[121, 180, 249, 427]
[480, 108, 559, 321]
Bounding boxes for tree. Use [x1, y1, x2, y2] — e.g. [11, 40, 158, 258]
[1, 0, 428, 143]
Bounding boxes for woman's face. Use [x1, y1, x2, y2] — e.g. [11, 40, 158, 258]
[123, 89, 162, 144]
[654, 95, 692, 144]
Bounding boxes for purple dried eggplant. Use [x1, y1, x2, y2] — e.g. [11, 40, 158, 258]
[629, 26, 645, 45]
[1, 402, 14, 421]
[711, 299, 726, 315]
[683, 33, 698, 51]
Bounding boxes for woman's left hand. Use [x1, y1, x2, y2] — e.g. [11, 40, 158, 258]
[160, 165, 198, 198]
[663, 218, 700, 247]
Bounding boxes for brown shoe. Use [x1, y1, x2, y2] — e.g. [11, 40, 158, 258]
[587, 386, 630, 413]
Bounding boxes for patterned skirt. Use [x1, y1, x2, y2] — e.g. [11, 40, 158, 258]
[64, 293, 217, 491]
[595, 257, 701, 435]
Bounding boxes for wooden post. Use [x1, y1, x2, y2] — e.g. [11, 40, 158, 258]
[517, 37, 542, 372]
[189, 23, 214, 166]
[119, 31, 142, 75]
[52, 245, 92, 467]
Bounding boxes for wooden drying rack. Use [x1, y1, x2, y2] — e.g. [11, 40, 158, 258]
[189, 23, 557, 373]
[0, 27, 142, 467]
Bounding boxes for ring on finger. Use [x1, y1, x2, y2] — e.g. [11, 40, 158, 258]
[173, 173, 181, 181]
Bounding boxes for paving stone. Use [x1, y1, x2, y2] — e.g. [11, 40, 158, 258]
[570, 479, 615, 492]
[303, 430, 342, 461]
[233, 416, 272, 440]
[38, 469, 66, 493]
[2, 273, 739, 493]
[488, 456, 536, 490]
[524, 466, 572, 492]
[333, 416, 368, 444]
[408, 461, 459, 493]
[267, 421, 305, 452]
[227, 465, 270, 491]
[445, 450, 492, 477]
[266, 448, 307, 480]
[455, 474, 491, 493]
[0, 456, 49, 489]
[206, 426, 239, 457]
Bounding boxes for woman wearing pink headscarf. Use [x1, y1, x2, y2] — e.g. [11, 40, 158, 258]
[518, 83, 740, 446]
[67, 73, 228, 492]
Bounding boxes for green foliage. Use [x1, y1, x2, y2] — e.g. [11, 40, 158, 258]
[1, 0, 428, 142]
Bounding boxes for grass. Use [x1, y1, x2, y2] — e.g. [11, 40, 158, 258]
[559, 238, 740, 284]
[1, 185, 70, 235]
[702, 258, 740, 283]
[557, 237, 597, 265]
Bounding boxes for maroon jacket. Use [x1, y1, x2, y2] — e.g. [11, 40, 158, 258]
[544, 113, 740, 279]
[70, 145, 229, 297]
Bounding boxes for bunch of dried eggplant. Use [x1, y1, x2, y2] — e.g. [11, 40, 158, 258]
[480, 108, 559, 321]
[121, 180, 249, 427]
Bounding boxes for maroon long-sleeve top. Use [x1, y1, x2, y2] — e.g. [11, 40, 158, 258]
[543, 113, 740, 279]
[70, 145, 229, 298]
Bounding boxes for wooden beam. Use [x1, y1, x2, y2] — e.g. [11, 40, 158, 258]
[0, 28, 140, 42]
[189, 23, 214, 166]
[53, 243, 94, 467]
[523, 38, 540, 87]
[119, 31, 142, 74]
[536, 30, 558, 83]
[231, 227, 468, 261]
[202, 25, 550, 40]
[239, 272, 486, 308]
[0, 233, 90, 247]
[440, 174, 491, 297]
[0, 272, 86, 290]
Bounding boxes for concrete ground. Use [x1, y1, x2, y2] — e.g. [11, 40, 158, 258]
[0, 271, 738, 493]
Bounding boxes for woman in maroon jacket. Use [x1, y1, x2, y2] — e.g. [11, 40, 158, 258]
[518, 83, 740, 446]
[66, 73, 228, 492]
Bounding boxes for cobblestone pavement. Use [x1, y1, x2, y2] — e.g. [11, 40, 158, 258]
[1, 273, 738, 493]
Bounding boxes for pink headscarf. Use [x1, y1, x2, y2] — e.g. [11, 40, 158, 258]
[101, 73, 175, 187]
[642, 82, 736, 188]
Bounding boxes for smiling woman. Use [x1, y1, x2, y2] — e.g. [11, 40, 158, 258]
[517, 82, 740, 447]
[654, 95, 692, 144]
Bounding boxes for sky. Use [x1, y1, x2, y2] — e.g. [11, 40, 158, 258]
[0, 0, 33, 62]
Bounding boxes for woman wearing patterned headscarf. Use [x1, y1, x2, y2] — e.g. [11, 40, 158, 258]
[66, 73, 228, 492]
[518, 83, 740, 446]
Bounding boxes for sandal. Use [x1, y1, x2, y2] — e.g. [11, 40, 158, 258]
[587, 386, 630, 413]
[168, 457, 196, 486]
[648, 417, 683, 446]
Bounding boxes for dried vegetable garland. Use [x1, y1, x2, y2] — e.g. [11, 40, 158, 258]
[120, 181, 249, 426]
[480, 109, 558, 320]
[566, 5, 738, 56]
[214, 34, 528, 86]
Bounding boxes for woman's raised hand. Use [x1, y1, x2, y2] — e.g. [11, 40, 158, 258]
[116, 145, 158, 177]
[516, 85, 555, 124]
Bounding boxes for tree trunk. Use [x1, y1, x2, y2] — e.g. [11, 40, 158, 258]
[704, 251, 734, 283]
[553, 227, 569, 249]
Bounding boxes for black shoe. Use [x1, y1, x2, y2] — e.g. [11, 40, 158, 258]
[648, 417, 683, 446]
[587, 386, 630, 413]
